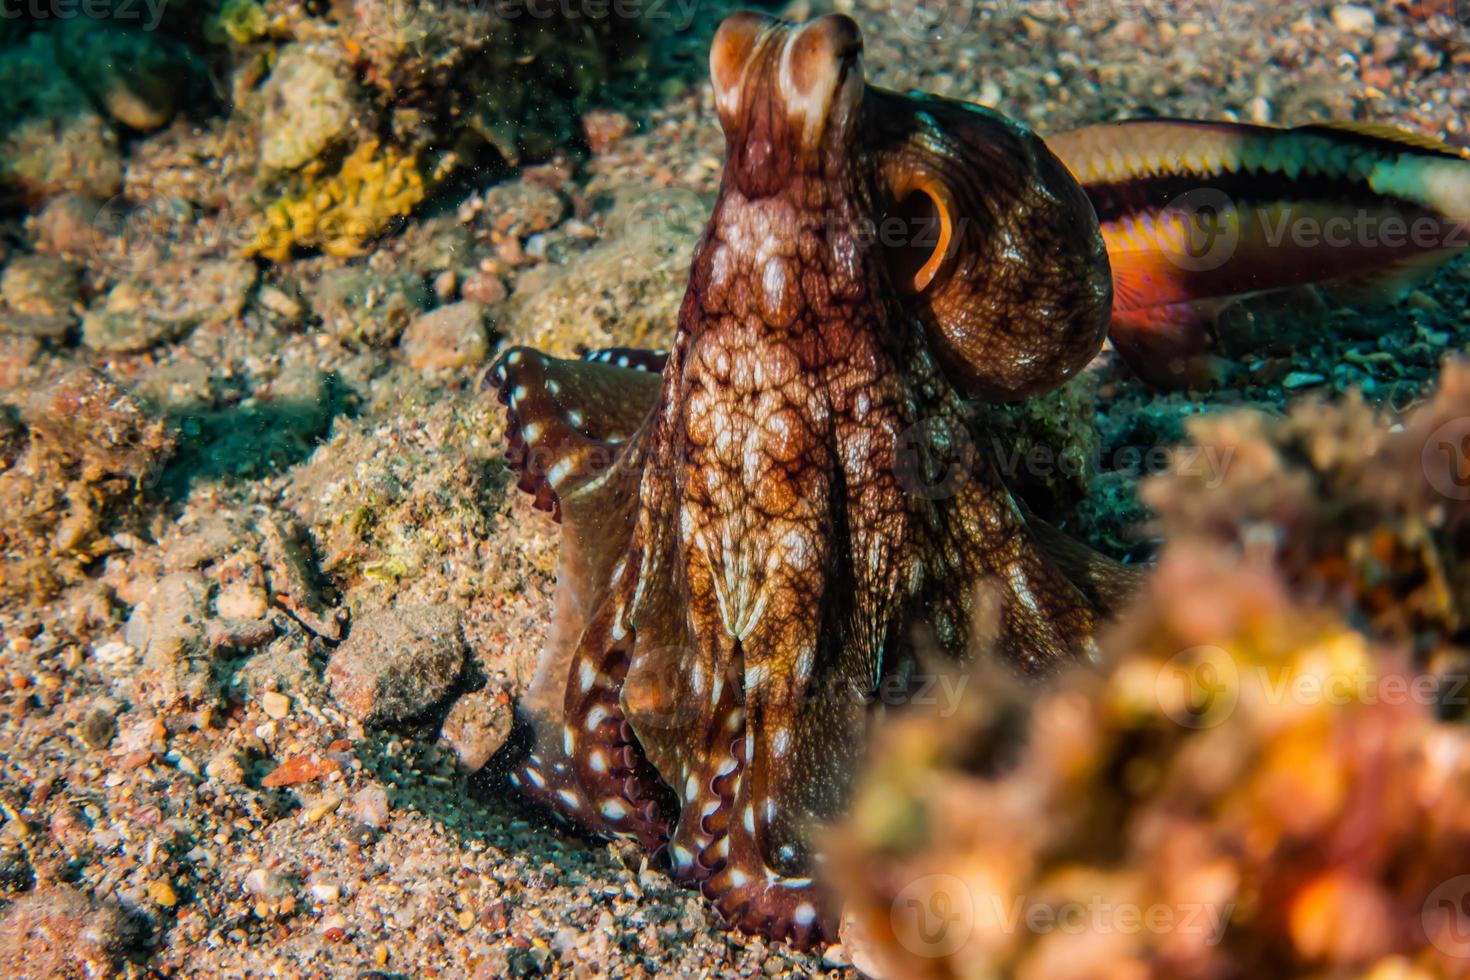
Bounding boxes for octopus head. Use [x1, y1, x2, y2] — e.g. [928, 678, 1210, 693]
[710, 11, 865, 194]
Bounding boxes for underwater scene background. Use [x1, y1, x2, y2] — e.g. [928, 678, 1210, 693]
[0, 0, 1468, 975]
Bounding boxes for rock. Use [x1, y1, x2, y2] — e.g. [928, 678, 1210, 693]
[581, 108, 633, 154]
[257, 44, 359, 174]
[327, 604, 465, 725]
[307, 266, 429, 349]
[83, 267, 238, 350]
[205, 749, 245, 785]
[350, 784, 391, 829]
[260, 691, 292, 720]
[402, 301, 490, 370]
[31, 193, 104, 259]
[1330, 4, 1375, 33]
[476, 180, 566, 241]
[0, 254, 80, 340]
[81, 259, 256, 353]
[215, 581, 269, 621]
[0, 36, 122, 204]
[1, 370, 175, 600]
[0, 310, 73, 340]
[244, 868, 294, 901]
[124, 571, 214, 705]
[505, 187, 707, 354]
[0, 886, 136, 977]
[0, 336, 41, 391]
[77, 703, 117, 750]
[52, 22, 185, 132]
[147, 879, 179, 908]
[440, 688, 514, 772]
[2, 255, 80, 318]
[462, 271, 507, 306]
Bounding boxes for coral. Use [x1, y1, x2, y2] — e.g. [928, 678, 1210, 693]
[0, 370, 176, 601]
[247, 141, 426, 263]
[830, 361, 1470, 979]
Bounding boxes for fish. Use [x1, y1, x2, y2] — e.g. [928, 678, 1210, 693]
[1047, 119, 1470, 386]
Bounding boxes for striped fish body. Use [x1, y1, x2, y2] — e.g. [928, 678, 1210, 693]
[1046, 120, 1470, 387]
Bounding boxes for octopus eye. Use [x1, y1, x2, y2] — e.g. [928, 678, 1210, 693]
[883, 180, 955, 294]
[872, 90, 1114, 401]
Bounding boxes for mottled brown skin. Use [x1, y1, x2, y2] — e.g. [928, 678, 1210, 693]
[486, 12, 1134, 947]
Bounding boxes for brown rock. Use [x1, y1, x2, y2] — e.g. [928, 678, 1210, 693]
[327, 604, 465, 725]
[440, 688, 514, 772]
[401, 301, 490, 370]
[582, 108, 633, 154]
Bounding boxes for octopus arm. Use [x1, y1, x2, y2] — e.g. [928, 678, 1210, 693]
[487, 347, 673, 848]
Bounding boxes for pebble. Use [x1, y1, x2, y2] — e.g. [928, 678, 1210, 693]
[1330, 4, 1375, 34]
[304, 795, 343, 823]
[462, 271, 507, 306]
[147, 879, 178, 908]
[582, 108, 633, 154]
[244, 868, 294, 901]
[1, 254, 80, 318]
[1283, 371, 1328, 390]
[77, 705, 117, 750]
[205, 750, 245, 786]
[351, 784, 391, 829]
[439, 688, 514, 772]
[215, 581, 269, 621]
[400, 301, 490, 370]
[326, 605, 466, 725]
[260, 691, 292, 720]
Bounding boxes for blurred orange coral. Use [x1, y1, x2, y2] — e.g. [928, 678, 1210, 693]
[829, 362, 1470, 980]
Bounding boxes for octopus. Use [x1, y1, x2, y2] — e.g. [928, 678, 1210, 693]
[484, 10, 1470, 946]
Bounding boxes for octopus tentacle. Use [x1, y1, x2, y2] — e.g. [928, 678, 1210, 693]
[487, 347, 672, 842]
[581, 347, 670, 376]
